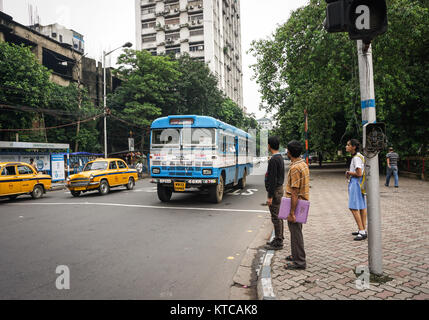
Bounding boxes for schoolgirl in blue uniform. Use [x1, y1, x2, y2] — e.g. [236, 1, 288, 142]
[345, 139, 367, 241]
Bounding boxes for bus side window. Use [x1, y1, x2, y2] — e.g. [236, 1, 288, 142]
[223, 135, 226, 154]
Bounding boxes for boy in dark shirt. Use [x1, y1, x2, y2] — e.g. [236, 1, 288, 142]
[265, 136, 285, 250]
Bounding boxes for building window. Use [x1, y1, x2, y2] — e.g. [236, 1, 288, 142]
[166, 47, 180, 55]
[190, 28, 204, 37]
[142, 35, 156, 43]
[165, 18, 180, 25]
[188, 14, 203, 24]
[190, 44, 204, 52]
[165, 32, 180, 42]
[59, 35, 63, 43]
[141, 6, 155, 15]
[142, 21, 156, 29]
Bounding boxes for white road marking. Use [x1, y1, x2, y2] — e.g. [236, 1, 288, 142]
[9, 202, 270, 213]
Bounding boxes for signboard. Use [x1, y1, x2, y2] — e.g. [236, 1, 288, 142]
[51, 154, 65, 182]
[0, 141, 70, 149]
[128, 138, 135, 152]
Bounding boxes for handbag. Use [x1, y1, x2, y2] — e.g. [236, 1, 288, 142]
[278, 197, 310, 224]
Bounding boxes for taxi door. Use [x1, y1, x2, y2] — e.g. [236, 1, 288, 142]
[107, 161, 120, 186]
[117, 160, 129, 185]
[0, 165, 21, 195]
[17, 164, 37, 193]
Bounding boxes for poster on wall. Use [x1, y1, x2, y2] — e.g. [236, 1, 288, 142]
[51, 154, 65, 182]
[20, 155, 51, 172]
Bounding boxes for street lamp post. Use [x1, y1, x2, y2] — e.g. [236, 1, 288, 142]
[103, 42, 132, 158]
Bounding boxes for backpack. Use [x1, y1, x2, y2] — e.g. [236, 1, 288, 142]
[355, 153, 366, 195]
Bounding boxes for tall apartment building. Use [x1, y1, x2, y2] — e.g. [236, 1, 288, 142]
[135, 0, 243, 109]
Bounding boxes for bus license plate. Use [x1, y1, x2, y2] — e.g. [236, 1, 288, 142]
[174, 182, 186, 192]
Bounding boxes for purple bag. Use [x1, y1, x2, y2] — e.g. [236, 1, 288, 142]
[278, 197, 310, 224]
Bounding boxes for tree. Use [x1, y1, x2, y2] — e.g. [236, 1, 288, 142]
[0, 42, 52, 141]
[175, 54, 224, 117]
[44, 83, 101, 153]
[0, 42, 101, 151]
[250, 0, 429, 157]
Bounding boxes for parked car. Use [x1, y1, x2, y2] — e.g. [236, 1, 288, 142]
[0, 162, 51, 200]
[66, 158, 138, 197]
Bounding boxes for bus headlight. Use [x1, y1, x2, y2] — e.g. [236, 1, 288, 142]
[202, 169, 212, 175]
[152, 168, 160, 174]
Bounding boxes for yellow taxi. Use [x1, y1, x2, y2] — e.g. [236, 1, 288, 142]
[0, 162, 52, 200]
[66, 158, 138, 197]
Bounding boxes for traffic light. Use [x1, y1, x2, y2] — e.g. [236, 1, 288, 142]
[363, 122, 387, 157]
[324, 1, 388, 43]
[324, 0, 348, 33]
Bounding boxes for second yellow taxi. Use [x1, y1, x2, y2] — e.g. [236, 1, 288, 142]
[66, 158, 138, 197]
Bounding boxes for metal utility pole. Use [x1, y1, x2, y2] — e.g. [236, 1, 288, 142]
[103, 42, 133, 159]
[357, 40, 383, 275]
[304, 109, 309, 165]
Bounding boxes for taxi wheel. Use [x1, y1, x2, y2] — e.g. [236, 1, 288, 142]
[8, 195, 18, 200]
[126, 177, 135, 190]
[157, 184, 172, 202]
[71, 191, 81, 197]
[31, 185, 44, 199]
[98, 180, 110, 196]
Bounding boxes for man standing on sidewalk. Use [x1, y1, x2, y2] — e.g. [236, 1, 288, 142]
[265, 136, 285, 250]
[284, 140, 309, 270]
[385, 147, 399, 188]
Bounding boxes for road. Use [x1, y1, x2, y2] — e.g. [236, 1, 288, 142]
[0, 162, 273, 299]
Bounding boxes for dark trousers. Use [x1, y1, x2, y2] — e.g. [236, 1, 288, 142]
[269, 186, 284, 243]
[288, 221, 306, 267]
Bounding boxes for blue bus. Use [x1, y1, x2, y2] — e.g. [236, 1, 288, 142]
[150, 115, 255, 203]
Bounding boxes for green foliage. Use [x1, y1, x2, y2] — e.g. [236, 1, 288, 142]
[0, 42, 101, 151]
[0, 42, 52, 140]
[250, 0, 429, 157]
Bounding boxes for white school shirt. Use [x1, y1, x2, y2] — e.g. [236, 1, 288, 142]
[349, 153, 364, 173]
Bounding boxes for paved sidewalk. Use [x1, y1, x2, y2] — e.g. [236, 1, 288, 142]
[270, 167, 429, 300]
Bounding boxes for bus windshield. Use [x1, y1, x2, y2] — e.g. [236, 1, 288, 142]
[151, 128, 216, 148]
[84, 161, 108, 171]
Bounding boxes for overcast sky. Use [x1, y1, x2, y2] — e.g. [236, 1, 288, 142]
[3, 0, 308, 119]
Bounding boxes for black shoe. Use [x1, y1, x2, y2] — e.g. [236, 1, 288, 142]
[264, 242, 283, 250]
[395, 186, 399, 188]
[352, 231, 360, 236]
[285, 255, 294, 262]
[385, 184, 389, 187]
[354, 233, 367, 241]
[284, 263, 306, 270]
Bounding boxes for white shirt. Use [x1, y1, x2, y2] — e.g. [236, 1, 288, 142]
[350, 153, 364, 173]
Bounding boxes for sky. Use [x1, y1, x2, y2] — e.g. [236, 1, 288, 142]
[2, 0, 308, 119]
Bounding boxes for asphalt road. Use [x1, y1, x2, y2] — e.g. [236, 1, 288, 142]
[0, 162, 273, 300]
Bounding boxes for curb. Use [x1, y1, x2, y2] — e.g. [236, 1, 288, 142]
[50, 184, 66, 191]
[257, 231, 276, 300]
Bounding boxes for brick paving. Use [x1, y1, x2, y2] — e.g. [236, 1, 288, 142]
[270, 166, 429, 300]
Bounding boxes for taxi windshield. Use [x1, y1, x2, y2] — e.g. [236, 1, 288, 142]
[84, 161, 108, 171]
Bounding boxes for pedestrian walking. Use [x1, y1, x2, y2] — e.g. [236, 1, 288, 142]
[283, 140, 309, 270]
[264, 136, 285, 251]
[136, 162, 143, 179]
[385, 147, 399, 188]
[345, 139, 367, 241]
